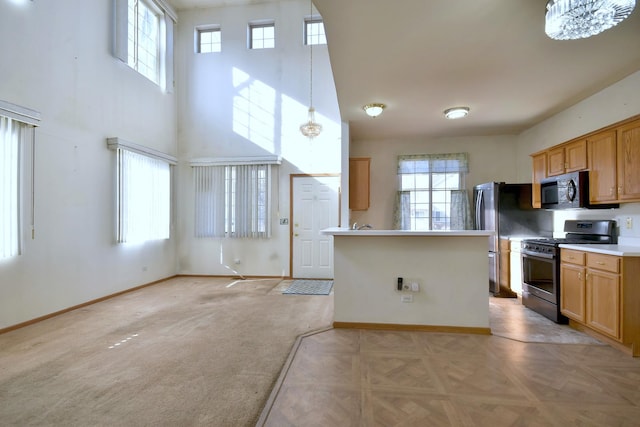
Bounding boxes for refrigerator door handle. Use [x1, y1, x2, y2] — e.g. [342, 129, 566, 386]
[475, 189, 483, 229]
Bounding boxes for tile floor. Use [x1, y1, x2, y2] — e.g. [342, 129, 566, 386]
[259, 297, 640, 426]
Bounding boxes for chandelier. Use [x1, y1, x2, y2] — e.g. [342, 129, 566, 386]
[300, 0, 322, 138]
[545, 0, 636, 40]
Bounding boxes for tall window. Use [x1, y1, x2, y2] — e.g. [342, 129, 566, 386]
[108, 139, 175, 243]
[304, 17, 326, 45]
[113, 0, 176, 90]
[197, 27, 221, 53]
[0, 102, 39, 260]
[127, 0, 161, 83]
[0, 117, 22, 259]
[396, 153, 468, 231]
[193, 163, 274, 238]
[249, 22, 275, 49]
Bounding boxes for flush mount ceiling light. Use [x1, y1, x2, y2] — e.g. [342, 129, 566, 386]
[444, 107, 470, 120]
[545, 0, 636, 40]
[363, 103, 386, 118]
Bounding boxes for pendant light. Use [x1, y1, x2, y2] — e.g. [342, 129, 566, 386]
[300, 0, 322, 138]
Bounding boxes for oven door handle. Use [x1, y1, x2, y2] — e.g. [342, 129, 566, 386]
[521, 250, 555, 260]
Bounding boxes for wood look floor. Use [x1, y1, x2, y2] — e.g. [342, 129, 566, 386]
[259, 297, 640, 426]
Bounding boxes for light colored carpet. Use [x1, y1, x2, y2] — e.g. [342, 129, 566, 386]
[0, 276, 333, 426]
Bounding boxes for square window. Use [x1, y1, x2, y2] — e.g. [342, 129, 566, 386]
[305, 18, 326, 45]
[197, 27, 221, 53]
[250, 22, 275, 49]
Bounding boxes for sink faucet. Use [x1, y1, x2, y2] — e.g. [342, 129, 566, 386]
[352, 222, 373, 230]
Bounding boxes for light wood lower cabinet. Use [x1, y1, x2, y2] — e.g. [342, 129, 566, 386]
[560, 248, 640, 356]
[586, 266, 620, 339]
[499, 238, 515, 297]
[560, 261, 586, 323]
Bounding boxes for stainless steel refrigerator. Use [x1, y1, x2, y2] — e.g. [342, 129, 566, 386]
[473, 182, 553, 297]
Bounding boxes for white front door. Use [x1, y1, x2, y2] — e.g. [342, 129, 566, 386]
[291, 175, 340, 279]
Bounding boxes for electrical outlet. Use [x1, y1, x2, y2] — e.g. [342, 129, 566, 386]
[626, 217, 633, 229]
[411, 282, 419, 292]
[401, 294, 413, 303]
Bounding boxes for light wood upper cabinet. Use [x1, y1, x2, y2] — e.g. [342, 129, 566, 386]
[532, 115, 640, 207]
[547, 146, 565, 176]
[531, 152, 546, 208]
[617, 119, 640, 201]
[588, 130, 617, 204]
[586, 118, 640, 204]
[565, 139, 588, 172]
[349, 157, 370, 211]
[547, 139, 587, 176]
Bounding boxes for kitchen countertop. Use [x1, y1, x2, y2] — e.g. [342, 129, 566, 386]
[321, 227, 494, 237]
[559, 243, 640, 257]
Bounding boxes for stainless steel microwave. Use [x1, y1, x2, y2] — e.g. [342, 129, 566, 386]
[540, 171, 618, 209]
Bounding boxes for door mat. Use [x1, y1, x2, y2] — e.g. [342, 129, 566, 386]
[282, 280, 333, 295]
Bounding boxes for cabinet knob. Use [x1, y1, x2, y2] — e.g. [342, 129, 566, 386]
[578, 272, 582, 280]
[596, 261, 605, 265]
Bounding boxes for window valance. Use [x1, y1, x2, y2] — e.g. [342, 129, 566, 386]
[398, 152, 469, 174]
[107, 137, 177, 165]
[0, 100, 41, 127]
[190, 155, 282, 167]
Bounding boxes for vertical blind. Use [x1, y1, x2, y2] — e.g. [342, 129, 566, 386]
[194, 165, 226, 238]
[0, 116, 22, 258]
[193, 163, 272, 238]
[117, 148, 171, 243]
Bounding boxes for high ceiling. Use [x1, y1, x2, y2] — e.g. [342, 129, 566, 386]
[169, 0, 640, 140]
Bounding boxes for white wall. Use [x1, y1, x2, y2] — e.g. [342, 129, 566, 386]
[333, 234, 490, 328]
[349, 135, 518, 229]
[175, 0, 342, 276]
[0, 0, 178, 329]
[516, 70, 640, 237]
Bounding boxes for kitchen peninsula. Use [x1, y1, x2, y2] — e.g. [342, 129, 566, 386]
[321, 228, 494, 333]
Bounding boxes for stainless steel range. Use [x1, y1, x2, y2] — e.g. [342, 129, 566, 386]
[520, 219, 617, 323]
